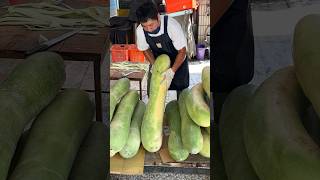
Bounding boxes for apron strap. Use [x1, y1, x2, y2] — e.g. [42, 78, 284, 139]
[164, 15, 168, 34]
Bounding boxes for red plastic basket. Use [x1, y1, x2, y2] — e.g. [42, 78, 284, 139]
[111, 44, 129, 62]
[128, 44, 145, 63]
[165, 0, 196, 13]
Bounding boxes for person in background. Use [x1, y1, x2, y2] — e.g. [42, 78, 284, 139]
[135, 2, 190, 98]
[212, 0, 254, 122]
[212, 1, 254, 179]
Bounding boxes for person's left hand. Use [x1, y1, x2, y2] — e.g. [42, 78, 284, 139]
[161, 68, 175, 89]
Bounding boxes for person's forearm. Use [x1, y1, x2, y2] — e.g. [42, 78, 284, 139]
[143, 49, 155, 65]
[171, 47, 186, 73]
[211, 0, 233, 26]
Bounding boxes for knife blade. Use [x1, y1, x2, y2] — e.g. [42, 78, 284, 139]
[26, 28, 83, 55]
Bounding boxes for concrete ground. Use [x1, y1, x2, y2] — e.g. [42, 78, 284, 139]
[110, 172, 210, 180]
[251, 0, 320, 86]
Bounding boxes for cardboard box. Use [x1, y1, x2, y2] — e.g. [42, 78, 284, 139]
[110, 146, 145, 175]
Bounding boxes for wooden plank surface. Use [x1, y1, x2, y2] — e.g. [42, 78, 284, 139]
[144, 133, 210, 168]
[110, 147, 145, 175]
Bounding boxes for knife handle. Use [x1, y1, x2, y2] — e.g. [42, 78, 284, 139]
[25, 44, 49, 55]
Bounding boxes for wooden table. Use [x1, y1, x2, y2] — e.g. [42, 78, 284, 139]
[0, 0, 109, 122]
[110, 69, 146, 100]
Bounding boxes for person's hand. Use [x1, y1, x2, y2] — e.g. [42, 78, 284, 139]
[161, 68, 175, 89]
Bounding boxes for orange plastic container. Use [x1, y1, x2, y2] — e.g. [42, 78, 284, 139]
[128, 44, 145, 63]
[111, 44, 129, 62]
[165, 0, 196, 13]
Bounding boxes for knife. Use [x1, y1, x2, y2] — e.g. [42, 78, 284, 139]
[26, 28, 83, 55]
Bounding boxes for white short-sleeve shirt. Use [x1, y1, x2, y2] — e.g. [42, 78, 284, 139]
[136, 15, 187, 52]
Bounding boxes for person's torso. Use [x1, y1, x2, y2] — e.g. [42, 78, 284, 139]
[143, 15, 178, 63]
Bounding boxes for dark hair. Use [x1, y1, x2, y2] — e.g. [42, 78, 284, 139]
[136, 2, 159, 23]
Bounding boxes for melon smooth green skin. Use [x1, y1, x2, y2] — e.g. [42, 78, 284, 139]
[141, 54, 170, 152]
[8, 130, 30, 176]
[202, 66, 210, 98]
[110, 90, 139, 155]
[244, 67, 320, 180]
[293, 14, 320, 119]
[219, 84, 259, 180]
[165, 100, 189, 162]
[186, 83, 210, 127]
[110, 78, 130, 121]
[178, 89, 203, 154]
[69, 122, 108, 180]
[0, 51, 65, 180]
[119, 101, 146, 159]
[9, 89, 94, 180]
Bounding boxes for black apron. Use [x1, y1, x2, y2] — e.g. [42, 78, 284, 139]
[144, 15, 189, 91]
[212, 0, 254, 93]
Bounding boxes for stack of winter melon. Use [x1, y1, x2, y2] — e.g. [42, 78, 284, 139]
[110, 54, 171, 158]
[110, 78, 146, 158]
[165, 66, 211, 161]
[139, 54, 211, 160]
[110, 54, 211, 162]
[110, 54, 171, 159]
[218, 14, 320, 180]
[0, 52, 107, 180]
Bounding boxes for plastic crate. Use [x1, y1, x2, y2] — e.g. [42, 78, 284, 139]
[128, 45, 145, 63]
[111, 44, 129, 62]
[165, 0, 196, 13]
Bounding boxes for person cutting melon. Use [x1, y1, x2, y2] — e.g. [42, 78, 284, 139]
[135, 2, 189, 98]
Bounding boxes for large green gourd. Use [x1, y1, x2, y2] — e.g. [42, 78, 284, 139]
[178, 89, 203, 154]
[9, 89, 94, 180]
[0, 52, 65, 180]
[186, 83, 210, 127]
[141, 54, 170, 152]
[244, 67, 320, 180]
[110, 90, 139, 155]
[110, 78, 130, 120]
[119, 101, 146, 158]
[165, 100, 189, 161]
[202, 66, 210, 98]
[69, 122, 108, 180]
[293, 14, 320, 119]
[219, 84, 259, 180]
